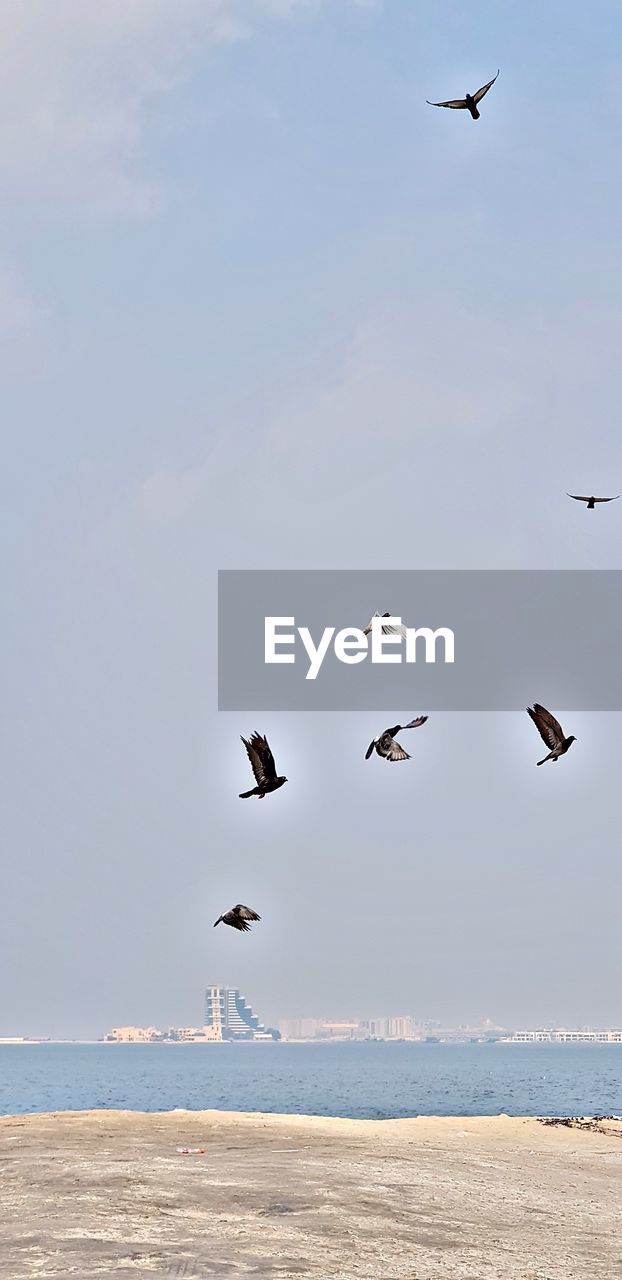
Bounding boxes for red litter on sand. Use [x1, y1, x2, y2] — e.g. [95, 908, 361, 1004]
[176, 1146, 206, 1155]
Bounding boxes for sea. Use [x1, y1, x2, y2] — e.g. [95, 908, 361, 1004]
[0, 1042, 621, 1118]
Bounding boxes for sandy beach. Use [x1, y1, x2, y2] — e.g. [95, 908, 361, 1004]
[0, 1111, 620, 1279]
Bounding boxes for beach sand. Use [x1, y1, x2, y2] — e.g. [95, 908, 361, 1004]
[0, 1110, 620, 1278]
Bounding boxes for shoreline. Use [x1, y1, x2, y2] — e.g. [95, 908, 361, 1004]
[2, 1105, 622, 1124]
[2, 1096, 621, 1123]
[3, 1106, 622, 1128]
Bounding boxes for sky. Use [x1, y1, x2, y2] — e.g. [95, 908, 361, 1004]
[2, 0, 622, 1037]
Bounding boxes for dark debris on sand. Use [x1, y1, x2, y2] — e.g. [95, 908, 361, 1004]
[538, 1115, 622, 1136]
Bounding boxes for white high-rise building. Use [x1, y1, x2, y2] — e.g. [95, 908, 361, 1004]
[204, 985, 279, 1041]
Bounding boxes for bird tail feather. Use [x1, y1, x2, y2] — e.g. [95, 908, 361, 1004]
[239, 788, 256, 799]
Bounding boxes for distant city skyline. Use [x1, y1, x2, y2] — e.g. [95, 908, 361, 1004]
[3, 969, 622, 1044]
[4, 1018, 622, 1047]
[4, 981, 622, 1047]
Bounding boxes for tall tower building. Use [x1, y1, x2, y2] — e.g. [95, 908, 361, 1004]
[204, 985, 279, 1041]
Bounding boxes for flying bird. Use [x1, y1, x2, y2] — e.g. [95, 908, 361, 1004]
[365, 717, 428, 762]
[214, 904, 261, 932]
[427, 70, 499, 120]
[526, 704, 576, 766]
[239, 731, 287, 799]
[567, 493, 620, 510]
[362, 611, 408, 638]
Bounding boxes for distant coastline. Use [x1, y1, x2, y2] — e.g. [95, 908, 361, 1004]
[2, 1031, 622, 1047]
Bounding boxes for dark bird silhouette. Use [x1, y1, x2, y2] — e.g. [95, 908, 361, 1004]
[526, 704, 576, 766]
[239, 731, 287, 798]
[214, 904, 261, 932]
[567, 493, 620, 510]
[365, 717, 428, 762]
[427, 70, 499, 120]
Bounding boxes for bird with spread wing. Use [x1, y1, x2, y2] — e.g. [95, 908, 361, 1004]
[526, 704, 576, 766]
[239, 731, 287, 798]
[213, 904, 261, 932]
[567, 493, 620, 510]
[427, 70, 499, 120]
[362, 611, 408, 638]
[365, 717, 428, 762]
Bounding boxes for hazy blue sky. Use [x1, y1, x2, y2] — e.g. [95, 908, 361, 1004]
[2, 0, 622, 1037]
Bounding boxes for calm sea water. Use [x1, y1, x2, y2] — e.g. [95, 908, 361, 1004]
[0, 1042, 621, 1118]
